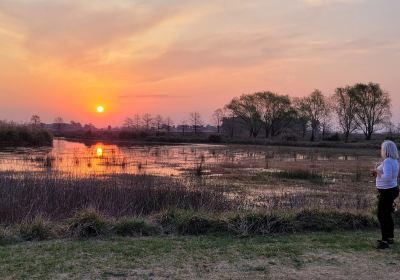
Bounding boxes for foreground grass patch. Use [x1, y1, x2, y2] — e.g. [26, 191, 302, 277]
[0, 230, 399, 279]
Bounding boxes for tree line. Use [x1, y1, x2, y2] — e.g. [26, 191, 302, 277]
[222, 82, 392, 141]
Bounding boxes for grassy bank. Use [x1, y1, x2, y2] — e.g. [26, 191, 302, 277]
[0, 122, 52, 147]
[1, 230, 399, 279]
[0, 208, 382, 244]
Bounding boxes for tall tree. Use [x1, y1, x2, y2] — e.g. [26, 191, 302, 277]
[165, 117, 174, 133]
[212, 109, 224, 134]
[123, 117, 134, 129]
[226, 94, 262, 138]
[189, 112, 202, 135]
[333, 86, 358, 142]
[54, 117, 64, 131]
[295, 90, 328, 142]
[134, 114, 141, 129]
[180, 119, 187, 135]
[255, 92, 295, 138]
[154, 115, 163, 133]
[352, 83, 391, 140]
[142, 113, 152, 130]
[30, 115, 41, 127]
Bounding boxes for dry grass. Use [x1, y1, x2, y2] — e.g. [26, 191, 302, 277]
[0, 172, 232, 224]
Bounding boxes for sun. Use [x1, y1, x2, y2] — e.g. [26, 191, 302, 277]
[96, 106, 104, 113]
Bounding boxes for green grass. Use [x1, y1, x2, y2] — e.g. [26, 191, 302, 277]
[0, 230, 399, 279]
[271, 169, 327, 185]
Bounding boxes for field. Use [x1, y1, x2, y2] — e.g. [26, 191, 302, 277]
[1, 230, 400, 279]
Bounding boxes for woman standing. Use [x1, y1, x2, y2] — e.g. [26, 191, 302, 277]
[372, 140, 399, 249]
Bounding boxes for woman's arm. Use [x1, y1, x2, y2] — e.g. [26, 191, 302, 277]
[378, 159, 394, 181]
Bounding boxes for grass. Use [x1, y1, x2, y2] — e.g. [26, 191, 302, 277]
[0, 173, 232, 224]
[0, 208, 381, 244]
[270, 169, 327, 185]
[0, 230, 399, 279]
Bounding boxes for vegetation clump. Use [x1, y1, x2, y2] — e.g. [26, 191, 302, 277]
[0, 209, 383, 244]
[19, 215, 53, 241]
[0, 121, 52, 147]
[67, 208, 108, 238]
[113, 217, 159, 236]
[271, 169, 326, 184]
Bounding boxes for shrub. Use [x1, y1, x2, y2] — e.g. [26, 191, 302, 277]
[114, 217, 159, 236]
[156, 209, 224, 235]
[208, 134, 222, 143]
[0, 226, 19, 245]
[324, 133, 341, 142]
[68, 208, 108, 238]
[19, 215, 53, 241]
[294, 210, 377, 232]
[0, 121, 52, 147]
[272, 170, 326, 184]
[226, 213, 294, 236]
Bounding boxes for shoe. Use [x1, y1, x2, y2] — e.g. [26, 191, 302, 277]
[387, 238, 394, 244]
[377, 240, 390, 249]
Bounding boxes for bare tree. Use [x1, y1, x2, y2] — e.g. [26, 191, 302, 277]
[165, 117, 174, 133]
[180, 119, 187, 135]
[123, 117, 135, 130]
[54, 117, 64, 131]
[333, 86, 358, 142]
[154, 115, 163, 133]
[320, 97, 333, 140]
[352, 83, 391, 140]
[134, 114, 141, 129]
[189, 112, 202, 135]
[30, 115, 41, 127]
[142, 113, 152, 130]
[295, 90, 328, 142]
[212, 109, 224, 134]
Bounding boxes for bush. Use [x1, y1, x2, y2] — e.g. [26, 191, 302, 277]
[19, 215, 53, 241]
[156, 209, 224, 235]
[283, 135, 298, 142]
[114, 218, 159, 236]
[227, 213, 294, 236]
[272, 170, 326, 184]
[324, 133, 341, 142]
[68, 208, 108, 238]
[0, 226, 19, 245]
[208, 134, 222, 143]
[0, 121, 52, 147]
[294, 210, 377, 232]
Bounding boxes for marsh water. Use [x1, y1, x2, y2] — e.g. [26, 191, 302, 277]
[0, 138, 380, 178]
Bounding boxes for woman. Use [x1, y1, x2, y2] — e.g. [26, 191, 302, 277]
[372, 140, 399, 249]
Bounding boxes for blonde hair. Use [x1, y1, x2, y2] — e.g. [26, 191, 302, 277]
[381, 140, 399, 160]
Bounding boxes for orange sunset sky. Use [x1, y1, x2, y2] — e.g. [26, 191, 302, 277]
[0, 0, 399, 127]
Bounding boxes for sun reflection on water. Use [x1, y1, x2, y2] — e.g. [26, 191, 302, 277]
[96, 146, 103, 157]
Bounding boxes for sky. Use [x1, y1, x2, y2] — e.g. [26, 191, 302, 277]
[0, 0, 399, 127]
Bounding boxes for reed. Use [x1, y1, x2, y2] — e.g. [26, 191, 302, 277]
[0, 172, 232, 224]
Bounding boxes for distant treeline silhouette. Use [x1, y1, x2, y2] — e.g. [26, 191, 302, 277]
[19, 82, 394, 145]
[0, 121, 52, 147]
[118, 82, 393, 142]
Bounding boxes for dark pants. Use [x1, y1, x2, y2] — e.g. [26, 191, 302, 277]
[377, 187, 399, 241]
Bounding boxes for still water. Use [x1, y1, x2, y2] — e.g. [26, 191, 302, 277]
[0, 139, 378, 177]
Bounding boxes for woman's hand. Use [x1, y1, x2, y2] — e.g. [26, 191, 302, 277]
[371, 170, 378, 177]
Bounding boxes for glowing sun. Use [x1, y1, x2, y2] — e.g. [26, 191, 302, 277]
[96, 106, 104, 113]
